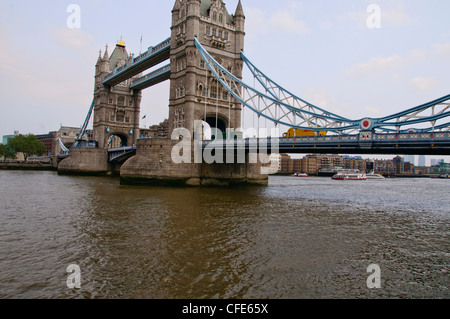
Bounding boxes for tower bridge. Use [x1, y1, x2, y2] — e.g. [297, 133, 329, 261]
[58, 0, 450, 185]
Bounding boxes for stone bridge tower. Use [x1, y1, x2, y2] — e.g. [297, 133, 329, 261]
[169, 0, 245, 137]
[93, 39, 142, 149]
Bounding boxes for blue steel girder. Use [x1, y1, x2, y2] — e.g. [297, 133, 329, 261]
[194, 38, 361, 134]
[241, 52, 352, 124]
[242, 51, 450, 133]
[370, 95, 450, 132]
[58, 138, 70, 154]
[195, 38, 449, 134]
[241, 51, 450, 133]
[73, 99, 94, 148]
[103, 37, 171, 87]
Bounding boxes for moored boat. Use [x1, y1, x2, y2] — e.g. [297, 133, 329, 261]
[293, 173, 309, 177]
[366, 171, 385, 180]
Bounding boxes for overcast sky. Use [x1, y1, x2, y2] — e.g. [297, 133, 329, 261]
[1, 0, 449, 164]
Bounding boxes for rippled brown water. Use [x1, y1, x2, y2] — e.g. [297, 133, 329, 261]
[0, 171, 448, 299]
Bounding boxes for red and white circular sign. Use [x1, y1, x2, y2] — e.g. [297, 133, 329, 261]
[361, 118, 372, 130]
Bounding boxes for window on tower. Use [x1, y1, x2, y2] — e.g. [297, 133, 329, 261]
[223, 91, 229, 101]
[210, 85, 218, 99]
[116, 111, 125, 122]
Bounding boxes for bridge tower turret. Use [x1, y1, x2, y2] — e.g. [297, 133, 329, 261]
[169, 0, 245, 138]
[92, 39, 142, 149]
[234, 0, 245, 65]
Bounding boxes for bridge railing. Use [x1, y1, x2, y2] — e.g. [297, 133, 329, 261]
[374, 132, 449, 141]
[104, 70, 116, 81]
[133, 50, 151, 65]
[132, 37, 171, 65]
[280, 132, 449, 143]
[150, 38, 171, 55]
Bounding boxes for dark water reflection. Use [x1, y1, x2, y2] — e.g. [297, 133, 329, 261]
[0, 171, 448, 299]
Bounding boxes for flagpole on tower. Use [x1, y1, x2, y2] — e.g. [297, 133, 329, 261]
[142, 115, 147, 128]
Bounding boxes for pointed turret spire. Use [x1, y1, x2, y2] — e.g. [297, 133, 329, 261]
[235, 0, 245, 18]
[172, 0, 181, 12]
[103, 44, 109, 61]
[96, 49, 102, 65]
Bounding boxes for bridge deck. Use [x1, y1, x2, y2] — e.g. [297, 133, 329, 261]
[202, 132, 450, 156]
[130, 64, 171, 90]
[108, 146, 136, 163]
[103, 38, 171, 87]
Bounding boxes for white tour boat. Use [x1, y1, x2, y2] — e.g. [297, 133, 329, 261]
[332, 170, 367, 181]
[293, 173, 309, 177]
[365, 171, 385, 180]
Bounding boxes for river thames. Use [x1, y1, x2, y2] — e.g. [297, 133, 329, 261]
[0, 170, 448, 299]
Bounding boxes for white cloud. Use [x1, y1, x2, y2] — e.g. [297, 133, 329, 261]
[304, 89, 352, 118]
[365, 106, 381, 115]
[410, 77, 442, 92]
[0, 26, 16, 66]
[346, 55, 404, 77]
[245, 5, 310, 37]
[382, 9, 416, 27]
[340, 5, 416, 28]
[52, 27, 95, 51]
[434, 42, 450, 59]
[306, 89, 331, 109]
[346, 49, 428, 77]
[245, 7, 268, 34]
[0, 25, 94, 109]
[269, 11, 310, 35]
[318, 19, 333, 30]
